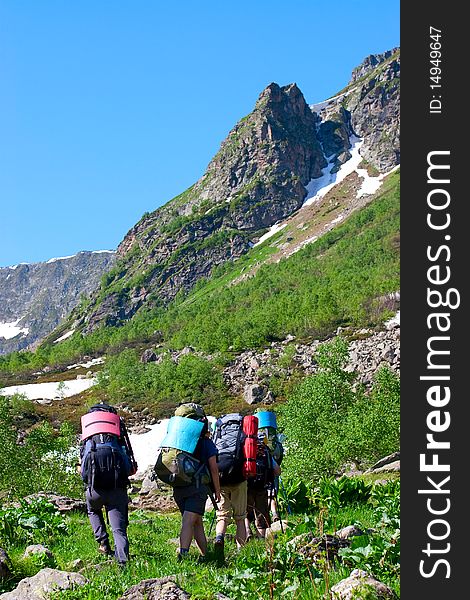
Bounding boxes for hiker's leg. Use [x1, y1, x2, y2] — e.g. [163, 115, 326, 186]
[180, 510, 198, 550]
[245, 487, 256, 540]
[254, 490, 271, 538]
[232, 481, 248, 547]
[86, 489, 108, 545]
[181, 489, 208, 555]
[193, 514, 208, 556]
[215, 487, 231, 537]
[270, 498, 279, 521]
[174, 486, 206, 556]
[252, 507, 266, 538]
[234, 518, 247, 547]
[105, 488, 130, 565]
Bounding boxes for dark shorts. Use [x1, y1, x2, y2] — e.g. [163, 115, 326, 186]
[247, 487, 271, 529]
[173, 484, 209, 516]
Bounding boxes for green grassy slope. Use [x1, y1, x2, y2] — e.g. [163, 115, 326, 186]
[0, 171, 399, 376]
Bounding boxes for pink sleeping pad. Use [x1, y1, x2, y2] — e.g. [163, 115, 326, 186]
[81, 411, 121, 440]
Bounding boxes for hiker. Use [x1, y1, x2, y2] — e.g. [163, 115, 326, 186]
[212, 413, 258, 558]
[79, 403, 138, 566]
[245, 430, 281, 540]
[154, 403, 220, 561]
[256, 411, 285, 522]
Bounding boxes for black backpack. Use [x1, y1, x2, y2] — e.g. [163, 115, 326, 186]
[249, 445, 275, 491]
[213, 413, 246, 485]
[80, 404, 133, 490]
[81, 434, 132, 490]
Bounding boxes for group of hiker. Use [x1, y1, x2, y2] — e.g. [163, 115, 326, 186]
[78, 402, 285, 566]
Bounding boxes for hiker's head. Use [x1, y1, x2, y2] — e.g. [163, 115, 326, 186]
[89, 402, 118, 415]
[175, 403, 208, 435]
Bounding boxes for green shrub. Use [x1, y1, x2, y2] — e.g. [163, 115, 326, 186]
[312, 477, 372, 511]
[279, 337, 358, 480]
[276, 476, 312, 515]
[0, 395, 81, 500]
[97, 350, 227, 415]
[339, 481, 400, 582]
[279, 339, 400, 481]
[343, 366, 400, 464]
[0, 497, 67, 548]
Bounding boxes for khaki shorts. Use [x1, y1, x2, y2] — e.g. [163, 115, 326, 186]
[216, 480, 248, 523]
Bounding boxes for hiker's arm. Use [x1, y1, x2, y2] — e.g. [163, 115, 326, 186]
[208, 455, 221, 502]
[76, 446, 83, 474]
[272, 459, 281, 477]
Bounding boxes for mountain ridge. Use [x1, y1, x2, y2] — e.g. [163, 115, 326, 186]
[61, 47, 399, 337]
[0, 251, 116, 354]
[2, 48, 400, 355]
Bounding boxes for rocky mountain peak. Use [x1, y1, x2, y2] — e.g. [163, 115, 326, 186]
[351, 47, 399, 83]
[195, 80, 324, 216]
[51, 51, 400, 336]
[256, 82, 309, 116]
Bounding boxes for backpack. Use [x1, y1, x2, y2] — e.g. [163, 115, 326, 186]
[80, 434, 132, 490]
[154, 446, 211, 488]
[249, 444, 275, 491]
[260, 427, 284, 466]
[213, 414, 246, 485]
[80, 404, 134, 490]
[272, 436, 284, 465]
[154, 415, 211, 488]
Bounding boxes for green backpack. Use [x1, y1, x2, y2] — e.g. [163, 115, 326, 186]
[154, 447, 211, 487]
[154, 408, 211, 488]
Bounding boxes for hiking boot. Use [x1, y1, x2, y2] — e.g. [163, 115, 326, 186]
[98, 541, 112, 556]
[177, 549, 189, 562]
[214, 536, 225, 564]
[197, 554, 208, 565]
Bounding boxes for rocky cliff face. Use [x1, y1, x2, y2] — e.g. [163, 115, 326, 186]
[61, 49, 400, 336]
[0, 251, 116, 354]
[347, 50, 400, 170]
[75, 83, 328, 333]
[311, 48, 400, 172]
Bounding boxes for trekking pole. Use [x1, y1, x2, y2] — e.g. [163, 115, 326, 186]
[120, 419, 138, 474]
[279, 476, 292, 516]
[207, 488, 218, 511]
[207, 487, 218, 538]
[272, 486, 284, 534]
[208, 509, 216, 538]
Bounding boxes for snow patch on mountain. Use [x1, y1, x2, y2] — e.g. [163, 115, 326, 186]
[129, 420, 169, 476]
[309, 86, 357, 114]
[46, 250, 116, 265]
[0, 377, 96, 401]
[304, 136, 398, 209]
[0, 318, 29, 340]
[253, 222, 288, 247]
[54, 329, 76, 343]
[66, 357, 105, 370]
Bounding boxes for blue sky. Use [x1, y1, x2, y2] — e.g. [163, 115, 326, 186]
[0, 1, 399, 267]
